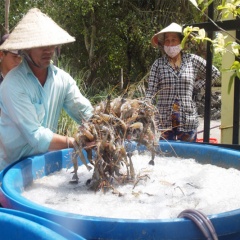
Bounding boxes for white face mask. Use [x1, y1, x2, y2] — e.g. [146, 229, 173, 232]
[164, 44, 181, 58]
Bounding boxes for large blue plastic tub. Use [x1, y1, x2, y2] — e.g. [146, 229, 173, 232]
[1, 142, 240, 240]
[0, 208, 85, 240]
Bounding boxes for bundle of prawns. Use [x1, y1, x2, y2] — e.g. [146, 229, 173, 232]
[71, 95, 160, 193]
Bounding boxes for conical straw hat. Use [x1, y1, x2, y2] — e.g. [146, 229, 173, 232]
[151, 23, 182, 48]
[0, 8, 75, 51]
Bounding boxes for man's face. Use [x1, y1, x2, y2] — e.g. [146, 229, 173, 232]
[0, 51, 22, 73]
[27, 46, 56, 69]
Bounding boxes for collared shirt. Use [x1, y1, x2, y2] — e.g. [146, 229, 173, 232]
[146, 53, 220, 132]
[0, 58, 93, 170]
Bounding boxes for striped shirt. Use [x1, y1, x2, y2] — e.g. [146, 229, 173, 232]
[146, 53, 220, 132]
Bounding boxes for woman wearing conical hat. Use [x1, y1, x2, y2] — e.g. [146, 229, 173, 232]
[0, 8, 93, 171]
[146, 22, 220, 145]
[0, 34, 22, 84]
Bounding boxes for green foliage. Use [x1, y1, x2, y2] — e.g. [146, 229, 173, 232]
[184, 0, 240, 93]
[57, 109, 78, 136]
[225, 61, 240, 94]
[217, 0, 240, 18]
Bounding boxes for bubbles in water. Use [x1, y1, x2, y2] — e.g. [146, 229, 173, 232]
[22, 152, 240, 219]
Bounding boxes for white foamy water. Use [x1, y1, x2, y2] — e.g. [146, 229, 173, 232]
[22, 151, 240, 219]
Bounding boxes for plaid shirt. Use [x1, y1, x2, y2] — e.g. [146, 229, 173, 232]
[146, 53, 220, 132]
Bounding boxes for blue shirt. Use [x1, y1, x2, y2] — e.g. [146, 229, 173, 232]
[0, 58, 93, 170]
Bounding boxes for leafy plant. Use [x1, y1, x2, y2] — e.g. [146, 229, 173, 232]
[57, 110, 78, 137]
[185, 0, 240, 93]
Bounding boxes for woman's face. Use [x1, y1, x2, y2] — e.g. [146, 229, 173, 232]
[0, 51, 22, 73]
[164, 32, 181, 46]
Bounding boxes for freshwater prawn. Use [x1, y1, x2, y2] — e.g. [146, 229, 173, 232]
[71, 95, 160, 192]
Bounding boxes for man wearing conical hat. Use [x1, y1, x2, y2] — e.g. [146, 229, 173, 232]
[0, 8, 93, 171]
[146, 22, 220, 145]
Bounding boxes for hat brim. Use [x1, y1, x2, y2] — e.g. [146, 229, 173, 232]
[8, 50, 20, 55]
[0, 8, 75, 51]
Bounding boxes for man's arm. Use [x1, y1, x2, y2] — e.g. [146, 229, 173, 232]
[48, 133, 75, 151]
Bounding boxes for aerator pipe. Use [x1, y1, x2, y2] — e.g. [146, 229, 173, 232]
[178, 209, 218, 240]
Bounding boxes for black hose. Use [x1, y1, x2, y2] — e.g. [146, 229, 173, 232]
[178, 209, 218, 240]
[197, 125, 220, 134]
[179, 212, 212, 239]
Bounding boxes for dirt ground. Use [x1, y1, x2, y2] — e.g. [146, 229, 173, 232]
[197, 117, 221, 143]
